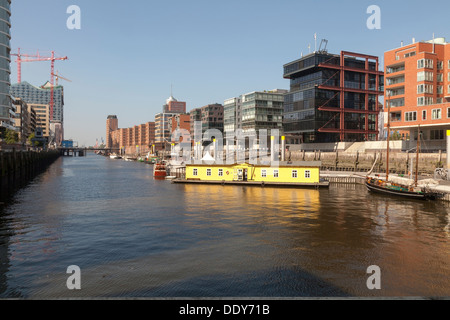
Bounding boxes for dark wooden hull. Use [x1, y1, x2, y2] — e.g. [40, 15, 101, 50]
[365, 181, 427, 199]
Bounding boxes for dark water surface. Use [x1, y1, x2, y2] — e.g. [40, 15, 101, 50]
[0, 154, 449, 298]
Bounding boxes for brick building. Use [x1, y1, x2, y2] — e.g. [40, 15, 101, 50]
[106, 115, 155, 155]
[384, 37, 450, 150]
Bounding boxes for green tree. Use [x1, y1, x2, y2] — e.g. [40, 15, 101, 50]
[4, 129, 19, 144]
[389, 131, 402, 141]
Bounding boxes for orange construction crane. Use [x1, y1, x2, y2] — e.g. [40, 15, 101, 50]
[11, 48, 68, 121]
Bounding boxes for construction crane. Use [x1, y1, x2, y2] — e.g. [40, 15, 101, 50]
[52, 70, 72, 86]
[11, 48, 69, 121]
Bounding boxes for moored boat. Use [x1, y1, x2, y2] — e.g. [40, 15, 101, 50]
[153, 161, 167, 178]
[110, 153, 121, 159]
[365, 96, 438, 200]
[365, 176, 433, 199]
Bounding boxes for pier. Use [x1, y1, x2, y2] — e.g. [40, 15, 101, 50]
[0, 149, 60, 197]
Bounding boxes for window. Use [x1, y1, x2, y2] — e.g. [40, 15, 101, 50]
[422, 110, 427, 120]
[437, 61, 444, 70]
[437, 85, 443, 94]
[292, 170, 298, 178]
[417, 59, 433, 69]
[207, 169, 212, 176]
[417, 84, 433, 94]
[261, 169, 267, 178]
[193, 168, 198, 176]
[405, 111, 417, 122]
[437, 73, 444, 82]
[218, 169, 223, 177]
[448, 72, 450, 81]
[305, 170, 311, 179]
[448, 108, 450, 118]
[273, 170, 279, 178]
[448, 60, 450, 69]
[430, 130, 444, 140]
[417, 71, 433, 81]
[418, 97, 434, 106]
[432, 109, 442, 120]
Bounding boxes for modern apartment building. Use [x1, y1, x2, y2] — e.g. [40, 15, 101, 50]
[0, 0, 12, 130]
[201, 103, 224, 133]
[224, 97, 239, 133]
[384, 37, 450, 150]
[30, 103, 50, 139]
[283, 51, 384, 143]
[224, 90, 285, 136]
[13, 97, 36, 143]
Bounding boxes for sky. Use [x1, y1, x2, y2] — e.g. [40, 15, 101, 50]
[9, 0, 450, 146]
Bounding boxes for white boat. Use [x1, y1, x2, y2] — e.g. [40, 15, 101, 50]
[110, 154, 121, 159]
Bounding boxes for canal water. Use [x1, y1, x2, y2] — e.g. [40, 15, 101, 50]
[0, 154, 449, 298]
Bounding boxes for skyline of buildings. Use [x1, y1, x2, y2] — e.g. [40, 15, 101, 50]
[99, 36, 450, 153]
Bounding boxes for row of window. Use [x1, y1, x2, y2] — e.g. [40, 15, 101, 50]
[403, 108, 449, 122]
[417, 71, 450, 82]
[418, 59, 450, 70]
[192, 168, 312, 179]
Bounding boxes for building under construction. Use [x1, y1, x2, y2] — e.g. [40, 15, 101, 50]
[11, 81, 65, 145]
[283, 50, 384, 143]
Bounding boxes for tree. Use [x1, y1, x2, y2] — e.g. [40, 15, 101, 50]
[389, 131, 403, 141]
[4, 129, 19, 144]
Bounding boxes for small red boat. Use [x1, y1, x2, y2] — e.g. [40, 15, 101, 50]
[153, 161, 167, 178]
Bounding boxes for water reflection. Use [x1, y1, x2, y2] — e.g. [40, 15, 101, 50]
[0, 155, 448, 298]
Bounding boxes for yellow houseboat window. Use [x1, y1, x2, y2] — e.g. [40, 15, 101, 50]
[218, 169, 223, 177]
[261, 169, 267, 178]
[207, 169, 212, 176]
[274, 169, 279, 178]
[292, 170, 298, 178]
[305, 170, 311, 178]
[193, 168, 198, 176]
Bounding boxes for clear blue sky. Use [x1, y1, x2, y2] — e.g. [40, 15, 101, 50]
[10, 0, 450, 146]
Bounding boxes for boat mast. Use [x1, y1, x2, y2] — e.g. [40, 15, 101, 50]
[386, 94, 390, 182]
[415, 125, 420, 187]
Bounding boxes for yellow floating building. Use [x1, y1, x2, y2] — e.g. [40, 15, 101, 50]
[173, 161, 329, 188]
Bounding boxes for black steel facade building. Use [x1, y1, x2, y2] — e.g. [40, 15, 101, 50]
[283, 51, 384, 143]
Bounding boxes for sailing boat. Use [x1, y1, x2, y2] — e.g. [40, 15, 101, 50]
[365, 96, 438, 200]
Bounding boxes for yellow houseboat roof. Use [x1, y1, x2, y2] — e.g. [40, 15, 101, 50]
[185, 161, 322, 168]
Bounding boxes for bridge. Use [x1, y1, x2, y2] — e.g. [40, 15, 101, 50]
[58, 147, 120, 157]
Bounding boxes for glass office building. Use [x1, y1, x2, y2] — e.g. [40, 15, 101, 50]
[224, 90, 286, 135]
[283, 51, 384, 143]
[0, 0, 11, 129]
